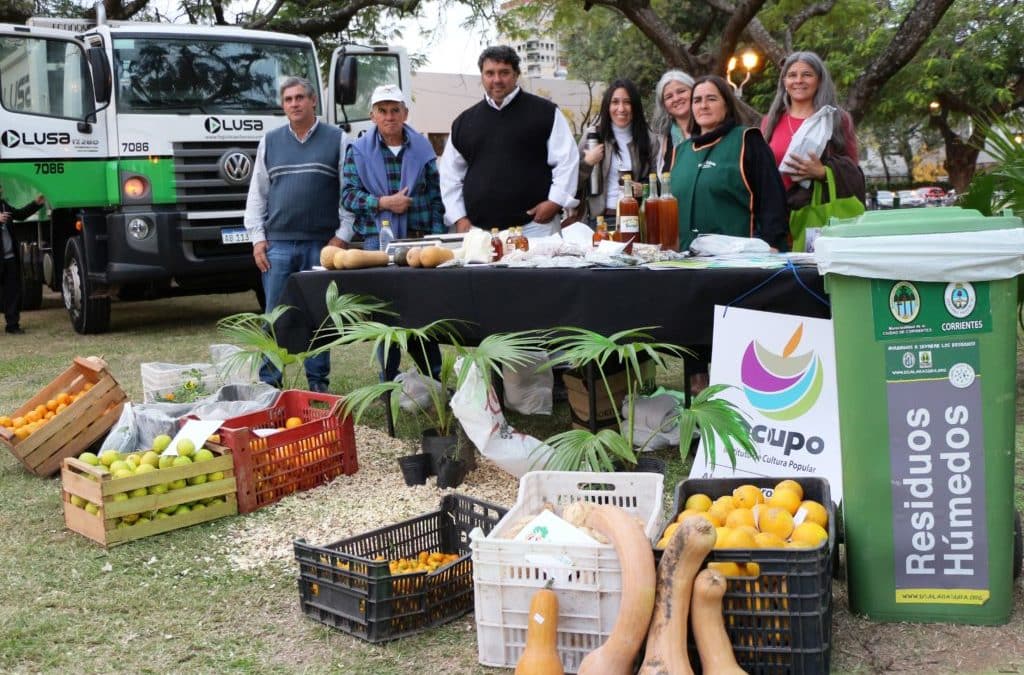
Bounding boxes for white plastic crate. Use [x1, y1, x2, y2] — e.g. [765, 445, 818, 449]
[471, 470, 664, 673]
[140, 361, 219, 403]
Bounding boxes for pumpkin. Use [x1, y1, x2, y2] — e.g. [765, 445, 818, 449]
[691, 568, 746, 675]
[406, 246, 422, 267]
[341, 250, 389, 269]
[638, 515, 717, 675]
[515, 578, 564, 675]
[320, 245, 342, 268]
[419, 245, 455, 268]
[572, 503, 656, 675]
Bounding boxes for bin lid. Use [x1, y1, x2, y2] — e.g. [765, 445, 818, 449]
[815, 208, 1024, 282]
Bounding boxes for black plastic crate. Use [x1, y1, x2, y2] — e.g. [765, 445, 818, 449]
[294, 494, 507, 642]
[670, 476, 836, 675]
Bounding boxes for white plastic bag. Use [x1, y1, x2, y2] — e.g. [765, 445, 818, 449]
[690, 234, 771, 256]
[779, 105, 835, 188]
[395, 368, 443, 413]
[622, 391, 681, 450]
[209, 343, 258, 386]
[501, 350, 553, 415]
[450, 358, 551, 477]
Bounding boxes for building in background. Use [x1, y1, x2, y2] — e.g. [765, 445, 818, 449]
[499, 0, 568, 79]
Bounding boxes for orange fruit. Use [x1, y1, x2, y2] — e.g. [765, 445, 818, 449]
[26, 410, 42, 423]
[285, 417, 303, 429]
[55, 403, 67, 414]
[12, 416, 25, 428]
[732, 484, 764, 509]
[759, 507, 795, 541]
[708, 561, 744, 577]
[713, 526, 733, 548]
[707, 502, 732, 527]
[46, 399, 59, 411]
[14, 427, 30, 440]
[683, 493, 713, 512]
[796, 500, 829, 528]
[57, 392, 72, 405]
[754, 531, 786, 548]
[719, 527, 757, 549]
[82, 382, 94, 391]
[0, 415, 10, 427]
[34, 404, 47, 417]
[767, 488, 802, 516]
[774, 479, 804, 500]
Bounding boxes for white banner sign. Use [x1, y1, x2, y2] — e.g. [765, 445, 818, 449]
[689, 306, 844, 503]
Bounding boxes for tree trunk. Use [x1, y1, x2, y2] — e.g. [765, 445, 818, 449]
[944, 143, 981, 194]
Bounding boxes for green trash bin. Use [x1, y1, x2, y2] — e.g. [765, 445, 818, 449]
[815, 207, 1024, 624]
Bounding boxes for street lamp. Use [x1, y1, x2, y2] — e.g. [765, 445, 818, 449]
[726, 49, 759, 98]
[929, 101, 941, 115]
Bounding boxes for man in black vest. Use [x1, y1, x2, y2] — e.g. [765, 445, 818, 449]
[0, 186, 45, 335]
[440, 46, 579, 238]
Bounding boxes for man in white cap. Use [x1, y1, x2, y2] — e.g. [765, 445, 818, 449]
[340, 83, 445, 251]
[341, 83, 444, 380]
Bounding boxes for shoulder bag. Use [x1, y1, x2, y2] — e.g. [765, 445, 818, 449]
[789, 165, 865, 252]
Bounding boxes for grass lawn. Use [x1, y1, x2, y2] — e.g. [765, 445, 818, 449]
[0, 290, 1021, 674]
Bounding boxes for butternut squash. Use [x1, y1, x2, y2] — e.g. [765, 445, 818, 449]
[691, 568, 746, 675]
[341, 249, 389, 269]
[515, 578, 564, 675]
[574, 503, 656, 675]
[638, 515, 717, 675]
[320, 245, 343, 268]
[419, 245, 455, 268]
[406, 246, 423, 267]
[332, 248, 349, 270]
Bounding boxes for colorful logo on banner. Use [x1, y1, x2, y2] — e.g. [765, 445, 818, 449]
[740, 324, 824, 421]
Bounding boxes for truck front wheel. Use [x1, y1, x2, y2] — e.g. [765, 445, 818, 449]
[62, 236, 110, 334]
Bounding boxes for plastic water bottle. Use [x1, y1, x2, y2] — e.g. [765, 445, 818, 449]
[586, 128, 601, 196]
[379, 219, 395, 253]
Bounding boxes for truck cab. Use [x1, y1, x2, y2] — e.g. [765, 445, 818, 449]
[1, 19, 408, 334]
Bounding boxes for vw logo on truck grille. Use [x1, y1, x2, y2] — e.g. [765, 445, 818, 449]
[219, 150, 254, 185]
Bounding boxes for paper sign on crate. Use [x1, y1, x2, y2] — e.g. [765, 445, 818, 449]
[690, 306, 844, 502]
[163, 419, 222, 456]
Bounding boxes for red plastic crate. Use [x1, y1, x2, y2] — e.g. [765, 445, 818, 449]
[213, 390, 357, 513]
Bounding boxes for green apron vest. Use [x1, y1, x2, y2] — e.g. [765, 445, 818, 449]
[670, 125, 753, 250]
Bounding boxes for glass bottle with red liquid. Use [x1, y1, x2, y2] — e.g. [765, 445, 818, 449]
[490, 227, 503, 262]
[592, 215, 610, 247]
[645, 172, 661, 247]
[658, 172, 679, 252]
[614, 173, 639, 254]
[514, 226, 529, 252]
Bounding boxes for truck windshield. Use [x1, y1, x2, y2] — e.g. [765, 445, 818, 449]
[113, 37, 318, 114]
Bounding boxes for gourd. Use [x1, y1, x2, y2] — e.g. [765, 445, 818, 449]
[515, 578, 564, 675]
[638, 515, 717, 675]
[691, 568, 746, 675]
[332, 249, 349, 270]
[320, 245, 343, 268]
[570, 502, 656, 675]
[341, 250, 389, 269]
[407, 246, 423, 267]
[419, 246, 455, 268]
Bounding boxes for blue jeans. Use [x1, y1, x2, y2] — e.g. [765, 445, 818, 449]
[259, 239, 329, 388]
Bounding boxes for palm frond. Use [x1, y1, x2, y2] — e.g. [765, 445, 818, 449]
[339, 381, 402, 426]
[456, 329, 550, 390]
[536, 428, 634, 472]
[216, 305, 302, 386]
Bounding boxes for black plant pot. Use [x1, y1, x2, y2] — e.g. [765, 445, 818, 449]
[397, 453, 432, 486]
[422, 429, 475, 475]
[618, 455, 667, 475]
[436, 456, 470, 489]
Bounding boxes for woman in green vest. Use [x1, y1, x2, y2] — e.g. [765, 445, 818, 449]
[669, 75, 788, 251]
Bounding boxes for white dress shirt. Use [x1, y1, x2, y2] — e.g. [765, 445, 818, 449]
[439, 87, 580, 237]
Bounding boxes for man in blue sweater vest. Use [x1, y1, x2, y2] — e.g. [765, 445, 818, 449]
[439, 46, 579, 237]
[244, 77, 346, 393]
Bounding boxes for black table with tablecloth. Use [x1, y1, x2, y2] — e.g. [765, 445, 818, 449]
[272, 263, 831, 354]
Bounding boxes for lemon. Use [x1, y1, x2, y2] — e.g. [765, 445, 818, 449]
[719, 527, 757, 549]
[754, 531, 786, 548]
[732, 484, 764, 509]
[684, 493, 713, 512]
[796, 500, 829, 528]
[767, 487, 802, 516]
[725, 507, 756, 529]
[791, 522, 828, 547]
[774, 479, 804, 500]
[759, 507, 795, 541]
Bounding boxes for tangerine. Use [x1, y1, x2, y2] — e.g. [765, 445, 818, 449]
[285, 416, 303, 429]
[791, 522, 828, 547]
[774, 479, 804, 500]
[725, 507, 756, 529]
[683, 493, 713, 512]
[46, 399, 59, 411]
[759, 507, 795, 540]
[796, 500, 829, 528]
[57, 392, 72, 405]
[26, 410, 42, 423]
[0, 415, 10, 427]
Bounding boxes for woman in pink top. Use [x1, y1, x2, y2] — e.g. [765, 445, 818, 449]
[761, 52, 865, 230]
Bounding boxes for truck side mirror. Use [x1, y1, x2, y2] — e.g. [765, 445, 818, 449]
[88, 45, 112, 105]
[334, 55, 357, 106]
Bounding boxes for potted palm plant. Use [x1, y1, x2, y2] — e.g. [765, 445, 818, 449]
[337, 318, 549, 488]
[536, 326, 757, 472]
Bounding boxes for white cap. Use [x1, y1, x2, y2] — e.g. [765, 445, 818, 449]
[370, 84, 406, 106]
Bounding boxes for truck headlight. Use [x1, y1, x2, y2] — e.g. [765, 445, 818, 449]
[127, 217, 152, 240]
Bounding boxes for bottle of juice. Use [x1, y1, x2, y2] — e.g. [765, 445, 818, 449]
[645, 172, 661, 248]
[514, 226, 529, 252]
[614, 173, 638, 254]
[505, 227, 516, 255]
[658, 173, 679, 252]
[592, 216, 610, 246]
[490, 227, 504, 262]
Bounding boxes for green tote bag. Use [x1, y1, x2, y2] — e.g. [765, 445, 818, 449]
[789, 166, 865, 252]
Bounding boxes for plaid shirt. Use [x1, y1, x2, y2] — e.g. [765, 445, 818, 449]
[341, 131, 445, 237]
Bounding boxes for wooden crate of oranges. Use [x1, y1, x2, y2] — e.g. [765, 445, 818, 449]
[61, 441, 237, 546]
[0, 356, 127, 477]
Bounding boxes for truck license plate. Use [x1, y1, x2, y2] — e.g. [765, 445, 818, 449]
[221, 228, 250, 244]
